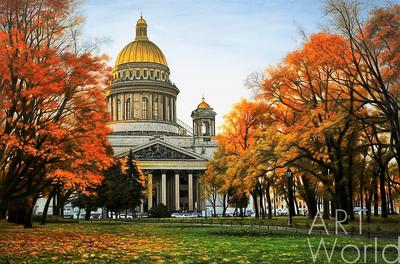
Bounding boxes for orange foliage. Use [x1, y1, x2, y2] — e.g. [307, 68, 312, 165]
[0, 0, 113, 202]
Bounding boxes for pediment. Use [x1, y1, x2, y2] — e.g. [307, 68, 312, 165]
[116, 139, 208, 161]
[191, 108, 216, 118]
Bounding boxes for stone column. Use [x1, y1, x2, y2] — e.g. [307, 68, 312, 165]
[147, 173, 152, 210]
[188, 172, 193, 211]
[113, 96, 117, 121]
[161, 172, 167, 205]
[140, 199, 144, 213]
[122, 93, 126, 120]
[175, 172, 180, 210]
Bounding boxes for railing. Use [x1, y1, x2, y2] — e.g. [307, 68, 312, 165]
[176, 118, 193, 136]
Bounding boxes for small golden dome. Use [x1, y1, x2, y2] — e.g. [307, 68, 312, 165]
[114, 16, 168, 67]
[198, 97, 210, 109]
[136, 15, 147, 26]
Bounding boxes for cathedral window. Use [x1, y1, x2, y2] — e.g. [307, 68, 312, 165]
[144, 69, 147, 78]
[162, 72, 165, 80]
[117, 99, 121, 120]
[136, 69, 140, 78]
[142, 97, 148, 119]
[126, 98, 131, 119]
[150, 69, 154, 79]
[156, 71, 160, 79]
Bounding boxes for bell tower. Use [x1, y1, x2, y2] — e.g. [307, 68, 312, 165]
[191, 97, 216, 155]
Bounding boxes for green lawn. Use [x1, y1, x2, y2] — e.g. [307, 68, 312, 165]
[128, 215, 400, 237]
[0, 221, 398, 263]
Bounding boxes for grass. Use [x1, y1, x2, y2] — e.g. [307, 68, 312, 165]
[104, 215, 400, 237]
[1, 220, 399, 263]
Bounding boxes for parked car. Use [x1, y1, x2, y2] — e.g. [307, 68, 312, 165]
[171, 212, 181, 218]
[298, 208, 308, 216]
[245, 209, 255, 217]
[353, 207, 368, 215]
[276, 208, 288, 216]
[171, 212, 198, 218]
[119, 214, 133, 219]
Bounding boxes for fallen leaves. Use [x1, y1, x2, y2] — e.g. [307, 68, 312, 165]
[0, 223, 174, 263]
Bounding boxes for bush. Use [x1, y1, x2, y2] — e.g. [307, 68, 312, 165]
[32, 215, 78, 224]
[148, 204, 170, 218]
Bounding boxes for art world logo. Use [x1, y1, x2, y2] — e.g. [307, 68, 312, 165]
[307, 210, 400, 264]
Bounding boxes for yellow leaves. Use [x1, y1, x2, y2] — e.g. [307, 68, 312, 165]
[0, 224, 175, 263]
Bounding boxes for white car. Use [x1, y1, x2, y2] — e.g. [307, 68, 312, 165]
[171, 212, 198, 218]
[171, 212, 182, 218]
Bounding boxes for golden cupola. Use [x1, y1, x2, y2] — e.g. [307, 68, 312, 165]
[114, 16, 168, 67]
[197, 96, 211, 109]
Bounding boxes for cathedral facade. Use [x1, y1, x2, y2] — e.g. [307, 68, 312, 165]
[106, 16, 217, 212]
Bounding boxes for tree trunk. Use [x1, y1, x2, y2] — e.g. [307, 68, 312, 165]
[252, 193, 259, 218]
[0, 201, 7, 220]
[301, 176, 318, 218]
[222, 193, 228, 217]
[7, 206, 17, 223]
[58, 193, 64, 217]
[273, 187, 277, 217]
[24, 204, 33, 228]
[330, 200, 336, 217]
[41, 188, 56, 225]
[365, 186, 371, 223]
[258, 186, 265, 219]
[287, 177, 295, 217]
[16, 208, 25, 225]
[53, 191, 59, 216]
[379, 168, 388, 218]
[387, 175, 395, 215]
[212, 203, 216, 217]
[294, 196, 299, 215]
[265, 183, 272, 219]
[323, 197, 330, 220]
[347, 145, 355, 221]
[85, 208, 91, 220]
[360, 172, 364, 217]
[373, 176, 379, 217]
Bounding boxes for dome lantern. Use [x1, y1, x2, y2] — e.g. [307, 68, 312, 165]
[135, 15, 148, 41]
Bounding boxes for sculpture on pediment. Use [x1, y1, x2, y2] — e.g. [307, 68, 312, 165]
[133, 143, 195, 160]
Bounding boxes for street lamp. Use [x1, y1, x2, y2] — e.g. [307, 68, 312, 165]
[286, 168, 294, 227]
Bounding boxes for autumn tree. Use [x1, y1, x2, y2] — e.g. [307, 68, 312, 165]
[213, 99, 270, 217]
[0, 0, 113, 227]
[326, 0, 400, 168]
[201, 148, 229, 217]
[260, 31, 367, 221]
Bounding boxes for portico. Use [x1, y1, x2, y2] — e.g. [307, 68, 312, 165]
[115, 138, 208, 212]
[144, 169, 201, 211]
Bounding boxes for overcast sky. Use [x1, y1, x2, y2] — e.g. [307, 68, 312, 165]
[80, 0, 330, 128]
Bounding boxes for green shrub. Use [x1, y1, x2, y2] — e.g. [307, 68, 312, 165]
[148, 204, 170, 218]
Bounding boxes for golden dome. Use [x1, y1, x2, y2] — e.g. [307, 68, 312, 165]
[114, 16, 168, 67]
[198, 97, 210, 109]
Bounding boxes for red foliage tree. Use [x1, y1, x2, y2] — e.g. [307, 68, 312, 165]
[0, 0, 113, 227]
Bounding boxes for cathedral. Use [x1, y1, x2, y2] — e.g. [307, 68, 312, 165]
[106, 16, 218, 212]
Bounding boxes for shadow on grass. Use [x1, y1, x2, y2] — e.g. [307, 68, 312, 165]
[208, 230, 300, 238]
